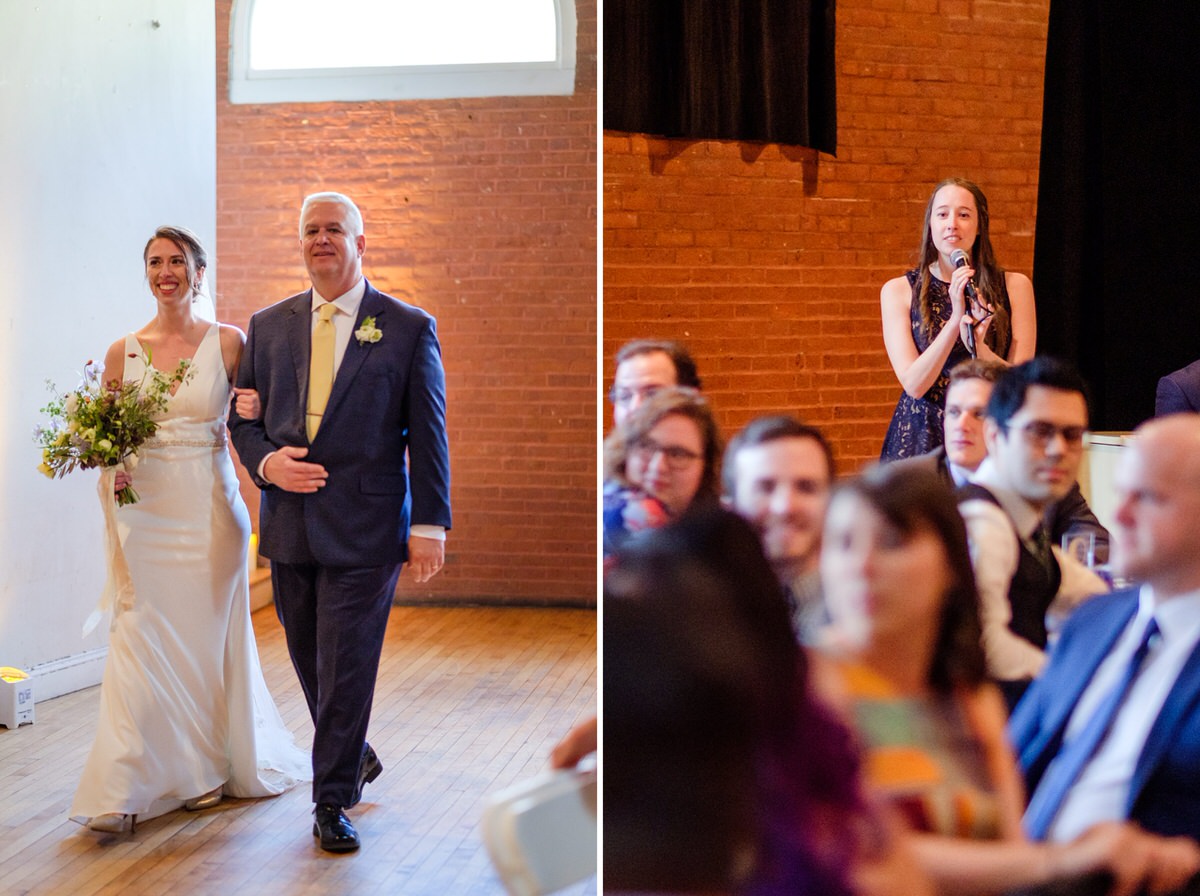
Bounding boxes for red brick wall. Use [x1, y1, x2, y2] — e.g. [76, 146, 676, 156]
[215, 0, 597, 605]
[604, 0, 1049, 471]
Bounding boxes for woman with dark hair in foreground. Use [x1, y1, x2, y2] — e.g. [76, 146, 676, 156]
[604, 508, 929, 895]
[819, 464, 1200, 895]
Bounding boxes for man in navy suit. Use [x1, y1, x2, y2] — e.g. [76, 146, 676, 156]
[231, 192, 451, 852]
[1156, 359, 1200, 416]
[1010, 414, 1200, 846]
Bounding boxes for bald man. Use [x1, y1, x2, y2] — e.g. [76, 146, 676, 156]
[1011, 415, 1200, 847]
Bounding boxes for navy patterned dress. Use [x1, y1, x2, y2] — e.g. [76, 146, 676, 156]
[880, 269, 1010, 461]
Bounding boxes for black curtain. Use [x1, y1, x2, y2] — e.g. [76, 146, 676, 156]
[1035, 2, 1200, 429]
[603, 0, 837, 154]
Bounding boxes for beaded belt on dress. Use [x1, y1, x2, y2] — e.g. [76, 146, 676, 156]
[144, 435, 227, 449]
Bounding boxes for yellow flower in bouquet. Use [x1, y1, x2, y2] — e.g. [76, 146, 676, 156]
[34, 353, 193, 505]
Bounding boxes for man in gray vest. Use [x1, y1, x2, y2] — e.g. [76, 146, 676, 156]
[958, 357, 1106, 709]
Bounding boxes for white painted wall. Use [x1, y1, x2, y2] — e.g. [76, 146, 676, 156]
[0, 0, 216, 699]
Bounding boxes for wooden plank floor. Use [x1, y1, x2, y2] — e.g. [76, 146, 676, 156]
[0, 604, 597, 896]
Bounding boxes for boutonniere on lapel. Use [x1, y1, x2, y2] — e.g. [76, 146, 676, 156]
[354, 316, 383, 345]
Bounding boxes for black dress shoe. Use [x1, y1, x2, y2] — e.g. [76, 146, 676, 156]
[312, 803, 360, 853]
[347, 744, 384, 808]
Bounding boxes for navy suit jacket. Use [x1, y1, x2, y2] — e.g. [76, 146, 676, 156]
[230, 281, 451, 567]
[1156, 360, 1200, 416]
[1009, 589, 1200, 839]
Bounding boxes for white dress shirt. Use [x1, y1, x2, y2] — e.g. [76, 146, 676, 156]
[947, 459, 973, 487]
[1045, 586, 1200, 841]
[960, 459, 1106, 680]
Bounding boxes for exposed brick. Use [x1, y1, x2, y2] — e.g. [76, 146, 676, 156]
[215, 0, 597, 605]
[603, 0, 1049, 474]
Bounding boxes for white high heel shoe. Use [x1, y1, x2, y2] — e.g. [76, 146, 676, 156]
[87, 813, 137, 833]
[184, 785, 223, 811]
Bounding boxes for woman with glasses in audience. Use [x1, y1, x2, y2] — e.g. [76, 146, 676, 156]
[602, 387, 721, 558]
[880, 178, 1037, 461]
[817, 464, 1200, 896]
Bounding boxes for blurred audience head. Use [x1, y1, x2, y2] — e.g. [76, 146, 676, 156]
[610, 339, 702, 427]
[983, 356, 1090, 511]
[722, 415, 835, 583]
[603, 387, 721, 516]
[605, 507, 864, 895]
[943, 358, 1005, 472]
[822, 464, 987, 694]
[1111, 414, 1200, 593]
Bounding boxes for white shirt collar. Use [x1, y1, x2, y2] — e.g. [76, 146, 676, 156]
[968, 457, 1044, 539]
[312, 277, 366, 316]
[1139, 584, 1200, 645]
[947, 459, 973, 488]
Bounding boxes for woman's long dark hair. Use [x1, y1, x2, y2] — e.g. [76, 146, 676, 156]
[834, 464, 988, 693]
[604, 508, 869, 895]
[914, 177, 1011, 354]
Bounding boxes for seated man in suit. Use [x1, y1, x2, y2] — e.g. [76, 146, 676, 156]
[1010, 414, 1200, 850]
[722, 415, 835, 643]
[1156, 359, 1200, 416]
[895, 358, 1108, 559]
[956, 358, 1107, 709]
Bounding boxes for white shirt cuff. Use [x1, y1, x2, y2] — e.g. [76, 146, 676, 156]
[257, 451, 275, 484]
[410, 525, 446, 541]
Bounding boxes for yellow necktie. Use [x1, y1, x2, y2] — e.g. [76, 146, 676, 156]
[306, 302, 338, 440]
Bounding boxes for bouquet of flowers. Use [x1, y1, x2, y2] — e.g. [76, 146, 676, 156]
[35, 353, 193, 505]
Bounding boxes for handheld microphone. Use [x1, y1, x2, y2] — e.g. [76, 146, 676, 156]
[950, 249, 979, 302]
[950, 249, 980, 357]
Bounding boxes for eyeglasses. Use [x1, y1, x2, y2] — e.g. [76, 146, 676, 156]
[631, 437, 702, 470]
[1008, 420, 1087, 449]
[609, 384, 662, 407]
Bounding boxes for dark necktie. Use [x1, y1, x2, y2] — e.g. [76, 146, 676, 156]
[1029, 523, 1055, 578]
[1023, 617, 1161, 839]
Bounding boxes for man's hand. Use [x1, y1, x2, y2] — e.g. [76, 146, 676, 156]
[1055, 821, 1200, 896]
[406, 535, 445, 583]
[263, 446, 328, 493]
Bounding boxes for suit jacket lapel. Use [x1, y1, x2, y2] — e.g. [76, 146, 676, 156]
[285, 291, 313, 426]
[1127, 638, 1200, 812]
[320, 282, 384, 426]
[1044, 601, 1138, 748]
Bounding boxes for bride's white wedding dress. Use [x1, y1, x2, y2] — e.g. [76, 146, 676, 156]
[70, 325, 309, 823]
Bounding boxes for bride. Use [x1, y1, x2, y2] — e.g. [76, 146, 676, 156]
[70, 226, 309, 833]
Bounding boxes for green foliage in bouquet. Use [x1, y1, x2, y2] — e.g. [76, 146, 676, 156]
[35, 353, 193, 505]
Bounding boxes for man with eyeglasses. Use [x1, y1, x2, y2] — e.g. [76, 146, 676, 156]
[608, 339, 702, 428]
[896, 358, 1108, 557]
[958, 357, 1108, 709]
[722, 416, 835, 643]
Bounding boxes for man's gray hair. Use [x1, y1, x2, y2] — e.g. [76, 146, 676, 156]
[300, 191, 364, 237]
